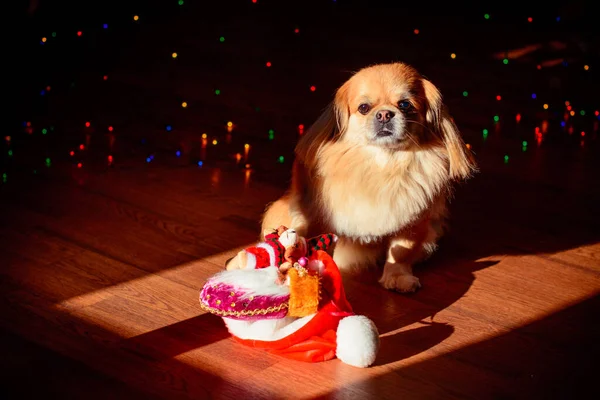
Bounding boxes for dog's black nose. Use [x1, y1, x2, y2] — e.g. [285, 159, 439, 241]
[376, 110, 395, 123]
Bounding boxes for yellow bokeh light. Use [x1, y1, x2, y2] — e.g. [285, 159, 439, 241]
[450, 53, 456, 59]
[133, 15, 139, 21]
[244, 143, 250, 149]
[202, 133, 207, 139]
[172, 52, 178, 58]
[543, 104, 549, 110]
[212, 139, 218, 145]
[181, 101, 187, 108]
[227, 121, 233, 127]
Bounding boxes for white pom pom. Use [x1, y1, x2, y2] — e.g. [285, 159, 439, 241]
[336, 315, 380, 368]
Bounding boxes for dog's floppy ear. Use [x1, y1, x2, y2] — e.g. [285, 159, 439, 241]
[422, 78, 477, 180]
[295, 84, 350, 170]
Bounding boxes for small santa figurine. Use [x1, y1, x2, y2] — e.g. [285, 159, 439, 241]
[226, 225, 337, 271]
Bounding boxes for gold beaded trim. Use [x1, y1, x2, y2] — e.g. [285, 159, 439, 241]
[199, 301, 289, 317]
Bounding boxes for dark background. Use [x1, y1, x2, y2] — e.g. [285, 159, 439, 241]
[8, 0, 600, 183]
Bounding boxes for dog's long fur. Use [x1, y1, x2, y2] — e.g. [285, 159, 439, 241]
[261, 63, 476, 292]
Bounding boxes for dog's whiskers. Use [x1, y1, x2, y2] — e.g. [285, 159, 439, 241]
[405, 119, 436, 136]
[402, 128, 422, 149]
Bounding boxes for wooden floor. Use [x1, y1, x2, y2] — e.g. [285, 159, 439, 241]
[1, 136, 599, 399]
[4, 2, 600, 399]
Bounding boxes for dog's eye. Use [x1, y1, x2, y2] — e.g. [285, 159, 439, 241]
[358, 104, 371, 115]
[398, 100, 412, 111]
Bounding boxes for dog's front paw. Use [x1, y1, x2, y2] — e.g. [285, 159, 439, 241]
[379, 264, 422, 293]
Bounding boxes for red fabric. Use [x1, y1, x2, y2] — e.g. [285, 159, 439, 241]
[230, 251, 355, 363]
[316, 250, 353, 313]
[244, 246, 271, 269]
[269, 329, 338, 362]
[264, 232, 280, 241]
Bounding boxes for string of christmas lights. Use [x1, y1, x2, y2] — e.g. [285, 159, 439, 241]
[5, 2, 598, 185]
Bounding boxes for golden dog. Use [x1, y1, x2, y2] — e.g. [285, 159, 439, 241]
[261, 62, 476, 293]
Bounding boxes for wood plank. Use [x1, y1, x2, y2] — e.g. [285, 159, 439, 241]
[0, 281, 255, 400]
[0, 327, 162, 400]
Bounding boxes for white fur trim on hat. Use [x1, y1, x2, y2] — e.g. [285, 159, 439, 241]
[245, 251, 257, 269]
[209, 266, 289, 299]
[257, 242, 277, 266]
[336, 315, 380, 368]
[224, 313, 315, 341]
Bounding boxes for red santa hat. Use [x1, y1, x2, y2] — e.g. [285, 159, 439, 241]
[243, 232, 286, 269]
[222, 250, 380, 367]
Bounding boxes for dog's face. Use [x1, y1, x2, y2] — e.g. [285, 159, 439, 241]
[339, 64, 429, 150]
[296, 62, 476, 180]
